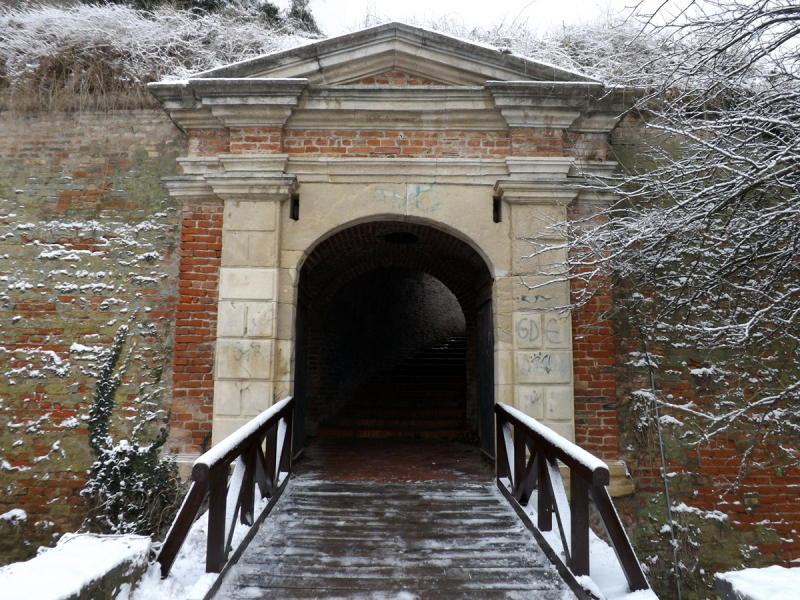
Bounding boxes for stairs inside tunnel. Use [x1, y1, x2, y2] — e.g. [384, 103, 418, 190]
[316, 336, 467, 439]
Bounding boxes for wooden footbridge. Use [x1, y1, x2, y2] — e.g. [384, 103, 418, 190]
[157, 398, 651, 599]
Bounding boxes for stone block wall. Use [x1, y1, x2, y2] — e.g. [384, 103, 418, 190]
[0, 110, 185, 563]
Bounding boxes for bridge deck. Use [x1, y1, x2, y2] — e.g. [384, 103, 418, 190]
[212, 440, 576, 599]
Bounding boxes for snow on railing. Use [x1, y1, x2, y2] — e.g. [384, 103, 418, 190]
[494, 402, 650, 596]
[157, 397, 294, 578]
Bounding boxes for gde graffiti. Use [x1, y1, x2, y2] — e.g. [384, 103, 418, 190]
[516, 315, 540, 345]
[516, 314, 566, 347]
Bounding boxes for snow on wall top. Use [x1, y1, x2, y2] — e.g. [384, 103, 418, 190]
[716, 565, 800, 600]
[0, 533, 151, 600]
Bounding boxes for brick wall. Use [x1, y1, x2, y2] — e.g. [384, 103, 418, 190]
[607, 113, 800, 599]
[568, 202, 619, 461]
[188, 129, 230, 157]
[169, 202, 222, 455]
[283, 130, 511, 158]
[0, 111, 185, 564]
[230, 127, 282, 154]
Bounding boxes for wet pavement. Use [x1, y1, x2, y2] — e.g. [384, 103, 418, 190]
[293, 438, 495, 483]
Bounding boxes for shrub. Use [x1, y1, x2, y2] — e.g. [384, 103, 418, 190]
[81, 324, 182, 537]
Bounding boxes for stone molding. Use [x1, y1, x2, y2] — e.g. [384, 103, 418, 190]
[205, 174, 297, 203]
[494, 179, 580, 205]
[149, 78, 307, 131]
[165, 155, 296, 203]
[286, 86, 507, 131]
[486, 81, 604, 129]
[186, 22, 598, 86]
[505, 156, 574, 179]
[162, 176, 218, 202]
[287, 157, 508, 184]
[152, 77, 630, 136]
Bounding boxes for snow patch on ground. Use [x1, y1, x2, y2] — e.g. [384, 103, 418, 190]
[513, 486, 659, 600]
[0, 533, 150, 600]
[716, 565, 800, 600]
[133, 490, 274, 600]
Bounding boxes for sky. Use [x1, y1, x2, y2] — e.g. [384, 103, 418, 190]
[272, 0, 650, 37]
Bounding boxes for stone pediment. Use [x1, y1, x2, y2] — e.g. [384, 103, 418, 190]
[148, 21, 633, 138]
[189, 22, 597, 86]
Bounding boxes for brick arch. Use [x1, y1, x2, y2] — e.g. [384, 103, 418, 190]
[299, 220, 492, 311]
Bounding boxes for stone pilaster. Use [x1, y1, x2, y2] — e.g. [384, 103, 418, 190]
[495, 158, 578, 441]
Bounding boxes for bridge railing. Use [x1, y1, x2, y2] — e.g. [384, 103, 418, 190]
[495, 402, 649, 594]
[157, 396, 294, 578]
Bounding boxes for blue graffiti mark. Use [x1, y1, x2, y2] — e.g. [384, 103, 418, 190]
[407, 183, 440, 212]
[374, 187, 404, 210]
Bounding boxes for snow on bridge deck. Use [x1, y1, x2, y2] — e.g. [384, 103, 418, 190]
[209, 440, 575, 599]
[212, 479, 574, 599]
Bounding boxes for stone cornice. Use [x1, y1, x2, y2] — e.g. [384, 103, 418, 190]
[494, 179, 580, 205]
[505, 157, 574, 179]
[148, 78, 308, 130]
[149, 77, 638, 134]
[164, 156, 296, 203]
[486, 81, 605, 130]
[177, 154, 290, 176]
[204, 173, 298, 202]
[162, 176, 217, 202]
[494, 157, 581, 205]
[286, 157, 508, 184]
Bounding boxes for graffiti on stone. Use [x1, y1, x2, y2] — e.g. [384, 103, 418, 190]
[515, 385, 545, 419]
[516, 351, 571, 384]
[514, 313, 542, 349]
[543, 314, 570, 348]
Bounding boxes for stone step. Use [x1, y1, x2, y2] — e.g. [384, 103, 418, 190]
[325, 417, 464, 427]
[315, 428, 466, 439]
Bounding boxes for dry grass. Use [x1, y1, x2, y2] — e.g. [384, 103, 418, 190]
[0, 3, 316, 112]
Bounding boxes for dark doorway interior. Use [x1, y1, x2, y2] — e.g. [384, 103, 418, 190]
[294, 221, 494, 451]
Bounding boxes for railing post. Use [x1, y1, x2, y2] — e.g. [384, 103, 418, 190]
[156, 397, 295, 579]
[537, 448, 553, 531]
[240, 444, 257, 526]
[513, 425, 526, 498]
[280, 412, 293, 474]
[264, 423, 278, 495]
[570, 474, 590, 576]
[206, 464, 228, 573]
[591, 484, 651, 591]
[496, 412, 510, 481]
[490, 403, 650, 594]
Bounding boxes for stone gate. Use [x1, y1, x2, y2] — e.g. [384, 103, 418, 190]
[149, 22, 632, 486]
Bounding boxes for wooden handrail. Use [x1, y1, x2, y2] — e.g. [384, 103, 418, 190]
[495, 402, 650, 594]
[157, 396, 295, 578]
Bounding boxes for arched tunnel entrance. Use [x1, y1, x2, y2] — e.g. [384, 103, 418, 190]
[293, 221, 496, 455]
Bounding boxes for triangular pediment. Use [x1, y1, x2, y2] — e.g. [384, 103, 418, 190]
[191, 22, 597, 87]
